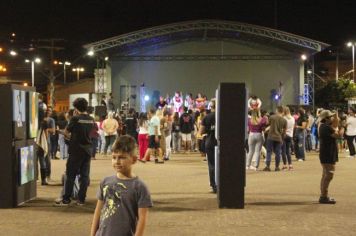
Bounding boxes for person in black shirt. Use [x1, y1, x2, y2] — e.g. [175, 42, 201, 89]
[180, 107, 194, 153]
[199, 99, 217, 193]
[124, 108, 138, 142]
[155, 96, 167, 110]
[55, 98, 94, 206]
[100, 95, 107, 107]
[318, 110, 343, 204]
[107, 93, 115, 112]
[295, 108, 308, 161]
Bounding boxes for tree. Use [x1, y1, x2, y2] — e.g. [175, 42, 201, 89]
[315, 79, 356, 108]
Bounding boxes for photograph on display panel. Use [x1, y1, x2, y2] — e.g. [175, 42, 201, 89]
[28, 91, 39, 138]
[13, 89, 26, 140]
[19, 145, 35, 185]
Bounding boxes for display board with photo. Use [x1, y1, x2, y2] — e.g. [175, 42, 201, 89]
[13, 89, 26, 140]
[19, 145, 35, 185]
[28, 91, 39, 138]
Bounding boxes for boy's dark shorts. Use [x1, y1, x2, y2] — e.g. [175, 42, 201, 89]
[149, 135, 160, 149]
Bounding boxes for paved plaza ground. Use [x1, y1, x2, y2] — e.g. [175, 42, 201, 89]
[0, 151, 356, 236]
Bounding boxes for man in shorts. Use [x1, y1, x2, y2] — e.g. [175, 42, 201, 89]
[180, 107, 194, 153]
[140, 108, 164, 164]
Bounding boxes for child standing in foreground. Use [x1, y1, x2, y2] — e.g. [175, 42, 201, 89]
[91, 135, 153, 236]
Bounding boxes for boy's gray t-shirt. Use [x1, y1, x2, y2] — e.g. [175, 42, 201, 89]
[96, 175, 153, 236]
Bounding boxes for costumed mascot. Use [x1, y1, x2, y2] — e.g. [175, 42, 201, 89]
[173, 91, 183, 114]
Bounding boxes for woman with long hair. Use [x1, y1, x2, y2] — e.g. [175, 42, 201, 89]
[282, 106, 295, 170]
[246, 109, 267, 170]
[295, 107, 308, 161]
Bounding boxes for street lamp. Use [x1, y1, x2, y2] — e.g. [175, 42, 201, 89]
[0, 65, 7, 72]
[347, 42, 355, 82]
[9, 50, 17, 56]
[57, 61, 71, 84]
[25, 58, 41, 87]
[72, 67, 84, 80]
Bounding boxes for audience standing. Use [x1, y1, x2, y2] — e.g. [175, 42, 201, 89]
[345, 107, 356, 158]
[281, 106, 295, 170]
[318, 110, 343, 204]
[102, 112, 119, 155]
[246, 110, 267, 171]
[263, 106, 287, 172]
[180, 107, 194, 153]
[199, 99, 217, 193]
[55, 97, 94, 206]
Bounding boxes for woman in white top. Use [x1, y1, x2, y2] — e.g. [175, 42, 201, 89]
[138, 112, 149, 160]
[282, 106, 295, 170]
[345, 107, 356, 157]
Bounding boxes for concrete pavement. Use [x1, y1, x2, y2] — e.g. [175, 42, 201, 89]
[0, 151, 356, 236]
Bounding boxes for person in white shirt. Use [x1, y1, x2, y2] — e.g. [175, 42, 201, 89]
[306, 110, 315, 152]
[282, 106, 295, 170]
[345, 107, 356, 158]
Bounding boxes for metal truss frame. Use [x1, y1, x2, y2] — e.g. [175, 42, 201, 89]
[305, 58, 315, 110]
[111, 54, 296, 61]
[84, 20, 329, 53]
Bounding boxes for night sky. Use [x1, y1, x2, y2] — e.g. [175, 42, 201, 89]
[1, 0, 356, 87]
[1, 0, 356, 46]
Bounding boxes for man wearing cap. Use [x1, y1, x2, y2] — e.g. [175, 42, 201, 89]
[318, 109, 343, 204]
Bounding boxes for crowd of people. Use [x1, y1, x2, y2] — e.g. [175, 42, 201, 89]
[246, 95, 356, 204]
[33, 91, 354, 235]
[34, 92, 216, 235]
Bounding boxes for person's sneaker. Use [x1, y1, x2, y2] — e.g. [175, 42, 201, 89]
[281, 166, 288, 170]
[54, 199, 71, 207]
[288, 165, 294, 171]
[138, 159, 146, 163]
[275, 167, 281, 171]
[76, 201, 85, 206]
[249, 166, 257, 171]
[210, 187, 217, 194]
[319, 196, 336, 204]
[298, 159, 304, 162]
[262, 167, 271, 172]
[155, 159, 164, 164]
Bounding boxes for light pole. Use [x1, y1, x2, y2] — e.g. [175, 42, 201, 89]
[72, 67, 84, 80]
[347, 42, 355, 82]
[57, 61, 71, 84]
[25, 58, 41, 87]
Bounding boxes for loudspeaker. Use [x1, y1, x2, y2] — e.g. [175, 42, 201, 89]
[217, 83, 246, 209]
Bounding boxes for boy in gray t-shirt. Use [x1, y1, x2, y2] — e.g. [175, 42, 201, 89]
[91, 135, 153, 236]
